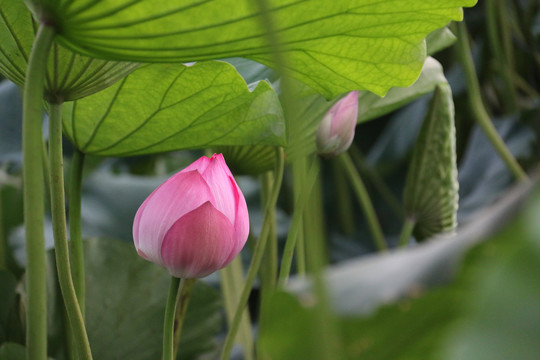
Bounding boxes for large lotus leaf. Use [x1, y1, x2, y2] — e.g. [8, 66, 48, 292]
[0, 0, 137, 101]
[25, 0, 477, 98]
[62, 61, 286, 156]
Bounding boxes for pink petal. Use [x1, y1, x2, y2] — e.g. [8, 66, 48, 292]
[181, 154, 211, 174]
[133, 170, 215, 266]
[199, 154, 238, 224]
[227, 175, 249, 263]
[160, 201, 236, 278]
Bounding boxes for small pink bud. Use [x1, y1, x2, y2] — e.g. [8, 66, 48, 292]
[133, 154, 249, 279]
[316, 91, 359, 157]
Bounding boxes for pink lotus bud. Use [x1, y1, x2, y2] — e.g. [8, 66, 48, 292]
[316, 91, 359, 157]
[133, 154, 249, 279]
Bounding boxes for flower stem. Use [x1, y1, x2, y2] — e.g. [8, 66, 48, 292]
[278, 157, 320, 287]
[398, 218, 416, 247]
[22, 23, 55, 360]
[163, 276, 180, 360]
[69, 149, 86, 315]
[220, 148, 285, 360]
[172, 278, 197, 359]
[338, 152, 388, 251]
[292, 157, 307, 276]
[49, 101, 93, 360]
[455, 22, 528, 182]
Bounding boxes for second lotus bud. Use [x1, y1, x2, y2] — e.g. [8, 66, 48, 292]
[316, 91, 359, 157]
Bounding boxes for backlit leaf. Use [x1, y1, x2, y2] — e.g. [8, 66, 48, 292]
[62, 61, 285, 156]
[26, 0, 477, 98]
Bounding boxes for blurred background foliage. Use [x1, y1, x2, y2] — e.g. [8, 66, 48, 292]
[1, 1, 540, 359]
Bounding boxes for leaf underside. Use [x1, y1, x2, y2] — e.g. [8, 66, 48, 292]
[63, 61, 286, 156]
[29, 0, 477, 98]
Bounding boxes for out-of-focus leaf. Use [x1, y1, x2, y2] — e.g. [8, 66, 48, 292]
[63, 62, 285, 156]
[264, 181, 540, 360]
[0, 81, 22, 163]
[84, 237, 222, 360]
[457, 117, 535, 221]
[0, 0, 137, 102]
[357, 57, 448, 123]
[0, 270, 17, 343]
[0, 342, 25, 360]
[441, 186, 540, 360]
[0, 342, 55, 360]
[26, 0, 476, 98]
[426, 27, 457, 55]
[403, 84, 458, 240]
[288, 179, 533, 315]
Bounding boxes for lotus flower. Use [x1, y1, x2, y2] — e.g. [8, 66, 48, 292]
[133, 154, 249, 278]
[316, 91, 359, 157]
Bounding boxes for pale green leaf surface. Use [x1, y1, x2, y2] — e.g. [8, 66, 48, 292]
[28, 0, 477, 97]
[0, 0, 137, 101]
[426, 27, 457, 55]
[84, 238, 222, 360]
[63, 61, 286, 156]
[357, 57, 448, 123]
[403, 83, 459, 240]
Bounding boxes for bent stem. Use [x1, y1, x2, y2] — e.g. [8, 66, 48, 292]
[49, 102, 93, 360]
[163, 277, 180, 360]
[398, 218, 416, 247]
[70, 149, 86, 315]
[220, 148, 285, 360]
[455, 22, 528, 182]
[339, 152, 388, 251]
[22, 24, 55, 360]
[278, 157, 320, 287]
[172, 278, 197, 359]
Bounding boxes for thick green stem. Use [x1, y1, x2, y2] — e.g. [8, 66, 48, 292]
[163, 277, 180, 360]
[398, 218, 416, 247]
[278, 158, 320, 287]
[23, 24, 55, 360]
[172, 278, 197, 359]
[220, 148, 285, 360]
[220, 258, 254, 360]
[339, 153, 388, 251]
[69, 150, 85, 315]
[49, 102, 93, 360]
[456, 22, 528, 182]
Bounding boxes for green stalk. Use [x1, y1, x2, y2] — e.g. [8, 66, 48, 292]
[69, 150, 85, 315]
[22, 24, 55, 360]
[220, 258, 254, 360]
[49, 102, 93, 360]
[220, 148, 285, 360]
[278, 158, 320, 286]
[455, 22, 528, 182]
[163, 277, 180, 360]
[304, 192, 345, 360]
[292, 157, 307, 276]
[172, 278, 197, 359]
[339, 153, 388, 251]
[398, 218, 416, 247]
[259, 172, 278, 287]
